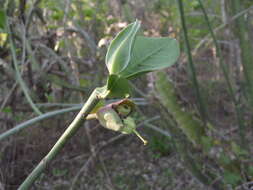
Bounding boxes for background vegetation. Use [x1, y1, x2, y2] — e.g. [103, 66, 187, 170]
[1, 0, 253, 189]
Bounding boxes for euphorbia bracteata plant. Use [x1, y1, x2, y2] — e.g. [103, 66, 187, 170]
[19, 20, 179, 189]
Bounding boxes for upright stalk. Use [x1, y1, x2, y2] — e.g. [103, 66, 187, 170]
[18, 89, 103, 190]
[6, 17, 42, 115]
[176, 0, 207, 124]
[230, 0, 253, 106]
[197, 0, 247, 148]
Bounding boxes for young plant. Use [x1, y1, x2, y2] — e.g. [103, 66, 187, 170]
[18, 20, 179, 189]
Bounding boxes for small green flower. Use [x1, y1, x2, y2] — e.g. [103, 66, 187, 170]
[96, 99, 147, 145]
[122, 117, 147, 145]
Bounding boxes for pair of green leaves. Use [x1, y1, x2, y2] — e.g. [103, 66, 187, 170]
[105, 20, 179, 97]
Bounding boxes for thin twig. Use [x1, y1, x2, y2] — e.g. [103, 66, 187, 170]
[177, 0, 207, 124]
[145, 123, 171, 138]
[0, 82, 18, 112]
[36, 43, 69, 73]
[98, 156, 116, 190]
[70, 133, 125, 190]
[191, 5, 253, 58]
[25, 0, 42, 32]
[66, 26, 97, 56]
[0, 105, 82, 141]
[6, 15, 42, 115]
[197, 0, 247, 147]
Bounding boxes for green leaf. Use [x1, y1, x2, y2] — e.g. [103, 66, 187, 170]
[106, 75, 131, 98]
[119, 36, 180, 78]
[106, 20, 140, 74]
[0, 10, 6, 30]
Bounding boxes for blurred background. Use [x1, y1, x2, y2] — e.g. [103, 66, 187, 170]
[1, 0, 253, 189]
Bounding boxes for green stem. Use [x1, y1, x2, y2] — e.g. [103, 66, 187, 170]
[0, 106, 82, 141]
[197, 0, 247, 149]
[176, 0, 207, 124]
[193, 5, 253, 57]
[18, 89, 102, 190]
[6, 15, 42, 115]
[133, 130, 148, 145]
[230, 0, 253, 107]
